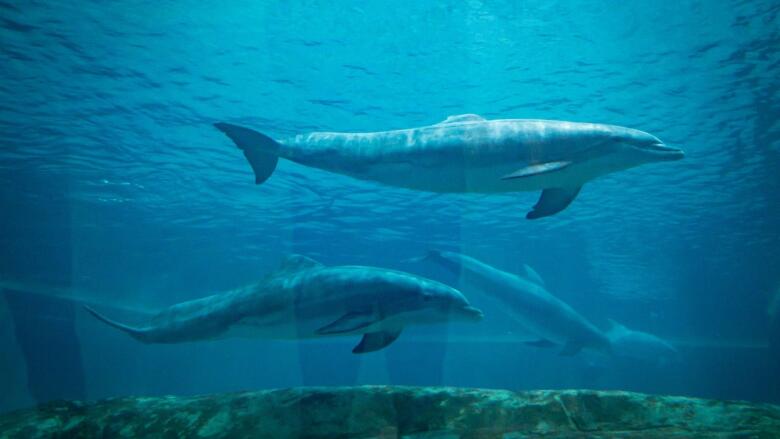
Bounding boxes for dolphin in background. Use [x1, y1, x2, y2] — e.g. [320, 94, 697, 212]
[215, 115, 684, 219]
[415, 250, 611, 356]
[84, 255, 483, 354]
[605, 319, 680, 365]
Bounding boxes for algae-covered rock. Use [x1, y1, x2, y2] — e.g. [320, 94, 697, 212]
[1, 387, 778, 438]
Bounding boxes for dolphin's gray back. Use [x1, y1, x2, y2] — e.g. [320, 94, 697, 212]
[140, 282, 284, 342]
[267, 267, 383, 321]
[280, 265, 437, 322]
[279, 119, 610, 171]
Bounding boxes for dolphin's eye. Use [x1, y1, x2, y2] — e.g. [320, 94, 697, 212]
[422, 294, 433, 302]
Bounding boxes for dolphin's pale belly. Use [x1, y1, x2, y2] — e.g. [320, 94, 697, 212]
[222, 315, 337, 339]
[356, 160, 623, 193]
[354, 161, 533, 193]
[459, 270, 576, 341]
[484, 290, 588, 344]
[223, 309, 404, 340]
[496, 304, 571, 345]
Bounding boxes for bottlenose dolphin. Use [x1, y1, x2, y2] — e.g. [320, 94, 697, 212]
[84, 255, 483, 354]
[606, 319, 679, 364]
[417, 250, 611, 355]
[215, 115, 684, 219]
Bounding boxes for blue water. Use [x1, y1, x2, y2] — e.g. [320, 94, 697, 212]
[1, 0, 778, 412]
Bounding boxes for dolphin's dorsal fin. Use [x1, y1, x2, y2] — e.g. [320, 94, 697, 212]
[519, 264, 545, 286]
[436, 114, 486, 125]
[279, 254, 323, 272]
[607, 318, 627, 332]
[606, 319, 629, 337]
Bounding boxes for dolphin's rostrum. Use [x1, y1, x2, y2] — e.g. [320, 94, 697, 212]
[215, 115, 684, 219]
[84, 255, 483, 354]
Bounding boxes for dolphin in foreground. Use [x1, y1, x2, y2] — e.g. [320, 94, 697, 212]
[84, 255, 483, 354]
[606, 319, 679, 364]
[214, 115, 684, 219]
[417, 250, 611, 356]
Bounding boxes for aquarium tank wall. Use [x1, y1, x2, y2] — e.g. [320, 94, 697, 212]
[1, 0, 779, 437]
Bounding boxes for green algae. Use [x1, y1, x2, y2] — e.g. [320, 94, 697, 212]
[0, 387, 778, 438]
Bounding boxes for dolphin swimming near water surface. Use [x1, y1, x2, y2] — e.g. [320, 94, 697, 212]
[84, 255, 483, 354]
[418, 250, 611, 356]
[215, 115, 683, 219]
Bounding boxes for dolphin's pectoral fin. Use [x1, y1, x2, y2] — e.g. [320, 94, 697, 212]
[526, 186, 583, 220]
[501, 161, 572, 180]
[316, 311, 379, 335]
[352, 329, 402, 354]
[559, 340, 585, 356]
[524, 338, 557, 348]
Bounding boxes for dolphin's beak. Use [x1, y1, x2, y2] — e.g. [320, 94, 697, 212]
[647, 142, 685, 161]
[461, 306, 484, 321]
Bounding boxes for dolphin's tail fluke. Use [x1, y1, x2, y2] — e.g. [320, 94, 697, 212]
[214, 122, 280, 184]
[83, 306, 150, 343]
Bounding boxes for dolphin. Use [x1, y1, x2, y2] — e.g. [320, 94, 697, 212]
[215, 115, 684, 219]
[606, 319, 679, 364]
[84, 255, 483, 354]
[417, 250, 611, 356]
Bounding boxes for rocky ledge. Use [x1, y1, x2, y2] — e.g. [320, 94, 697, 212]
[1, 386, 779, 438]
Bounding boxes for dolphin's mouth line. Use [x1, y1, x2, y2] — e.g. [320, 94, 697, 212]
[645, 142, 683, 154]
[462, 306, 484, 320]
[637, 142, 685, 160]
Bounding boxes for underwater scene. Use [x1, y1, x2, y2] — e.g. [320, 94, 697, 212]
[1, 0, 779, 437]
